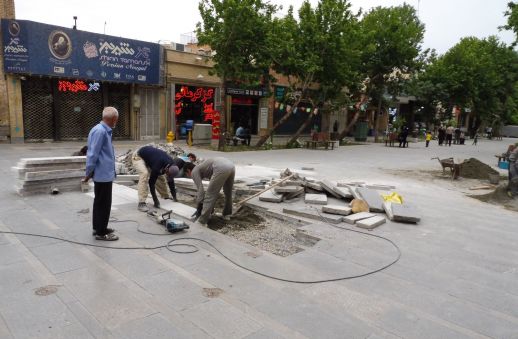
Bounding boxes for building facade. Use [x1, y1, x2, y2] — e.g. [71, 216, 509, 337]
[0, 17, 164, 142]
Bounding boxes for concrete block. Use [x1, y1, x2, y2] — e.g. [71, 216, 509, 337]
[304, 193, 328, 205]
[349, 186, 362, 199]
[343, 212, 376, 224]
[332, 185, 353, 199]
[320, 179, 342, 199]
[338, 181, 364, 187]
[364, 184, 396, 190]
[23, 169, 85, 181]
[259, 190, 284, 203]
[356, 187, 384, 212]
[281, 180, 304, 187]
[284, 186, 305, 200]
[383, 201, 421, 223]
[19, 156, 86, 165]
[283, 207, 343, 224]
[304, 181, 323, 191]
[274, 185, 301, 194]
[322, 204, 352, 216]
[356, 216, 386, 229]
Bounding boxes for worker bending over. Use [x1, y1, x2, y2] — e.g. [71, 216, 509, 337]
[191, 157, 235, 226]
[132, 146, 195, 211]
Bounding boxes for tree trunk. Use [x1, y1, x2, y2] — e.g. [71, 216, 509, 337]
[217, 81, 227, 151]
[254, 97, 302, 147]
[286, 112, 314, 146]
[374, 94, 382, 143]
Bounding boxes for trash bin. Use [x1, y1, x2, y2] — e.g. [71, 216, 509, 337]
[354, 121, 368, 142]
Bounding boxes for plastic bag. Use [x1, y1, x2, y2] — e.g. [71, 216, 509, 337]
[381, 192, 403, 204]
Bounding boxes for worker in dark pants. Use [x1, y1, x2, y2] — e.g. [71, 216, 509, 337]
[191, 157, 235, 226]
[83, 106, 119, 241]
[132, 146, 196, 211]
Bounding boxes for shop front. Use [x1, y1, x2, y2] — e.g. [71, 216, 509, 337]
[174, 84, 216, 139]
[226, 87, 267, 136]
[1, 19, 162, 142]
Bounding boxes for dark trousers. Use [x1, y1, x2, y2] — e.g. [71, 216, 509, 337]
[426, 140, 430, 147]
[446, 134, 452, 146]
[93, 181, 113, 235]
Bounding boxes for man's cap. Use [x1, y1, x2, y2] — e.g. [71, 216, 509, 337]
[167, 165, 180, 181]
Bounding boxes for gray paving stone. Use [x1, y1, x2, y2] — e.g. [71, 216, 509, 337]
[283, 207, 342, 224]
[349, 186, 362, 199]
[65, 301, 115, 339]
[284, 186, 304, 200]
[258, 190, 283, 203]
[383, 202, 421, 223]
[30, 242, 92, 274]
[181, 298, 262, 339]
[356, 216, 386, 229]
[23, 169, 86, 181]
[304, 193, 328, 205]
[111, 312, 195, 339]
[322, 204, 352, 216]
[364, 184, 396, 190]
[356, 187, 384, 212]
[244, 327, 286, 339]
[274, 185, 301, 194]
[320, 179, 342, 199]
[304, 181, 323, 191]
[343, 212, 376, 224]
[332, 185, 353, 199]
[338, 181, 365, 187]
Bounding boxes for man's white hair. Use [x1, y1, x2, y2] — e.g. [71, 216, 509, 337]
[102, 106, 119, 119]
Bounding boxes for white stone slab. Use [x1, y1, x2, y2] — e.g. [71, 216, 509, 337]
[332, 185, 353, 199]
[322, 204, 352, 216]
[283, 207, 343, 224]
[343, 212, 376, 224]
[274, 185, 301, 194]
[320, 179, 342, 199]
[356, 216, 386, 229]
[259, 190, 284, 203]
[284, 186, 305, 200]
[304, 181, 323, 191]
[383, 201, 420, 223]
[364, 184, 396, 190]
[356, 187, 384, 212]
[23, 169, 85, 181]
[304, 193, 328, 205]
[19, 156, 87, 165]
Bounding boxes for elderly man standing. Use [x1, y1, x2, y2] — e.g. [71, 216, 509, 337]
[83, 107, 119, 241]
[191, 157, 235, 226]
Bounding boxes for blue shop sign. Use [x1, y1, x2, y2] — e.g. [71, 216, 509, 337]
[1, 19, 162, 85]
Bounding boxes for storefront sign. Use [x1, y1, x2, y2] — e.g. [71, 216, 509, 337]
[226, 87, 266, 97]
[175, 85, 215, 122]
[58, 80, 100, 92]
[1, 19, 161, 85]
[212, 110, 221, 140]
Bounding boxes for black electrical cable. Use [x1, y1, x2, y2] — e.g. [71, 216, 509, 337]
[0, 211, 401, 284]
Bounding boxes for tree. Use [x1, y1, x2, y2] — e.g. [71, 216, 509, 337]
[196, 0, 277, 150]
[502, 1, 518, 46]
[255, 0, 362, 147]
[357, 4, 425, 142]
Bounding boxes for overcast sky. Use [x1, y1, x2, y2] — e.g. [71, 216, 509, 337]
[13, 0, 515, 55]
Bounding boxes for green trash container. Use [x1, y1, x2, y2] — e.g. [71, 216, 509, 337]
[354, 121, 368, 142]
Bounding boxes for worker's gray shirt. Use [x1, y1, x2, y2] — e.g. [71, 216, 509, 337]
[510, 148, 518, 163]
[191, 157, 234, 204]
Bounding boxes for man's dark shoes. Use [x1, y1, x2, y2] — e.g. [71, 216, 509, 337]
[92, 228, 115, 236]
[95, 233, 119, 241]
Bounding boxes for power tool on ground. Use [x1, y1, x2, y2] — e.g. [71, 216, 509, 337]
[149, 210, 189, 233]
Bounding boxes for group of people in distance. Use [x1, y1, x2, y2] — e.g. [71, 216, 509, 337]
[82, 106, 235, 241]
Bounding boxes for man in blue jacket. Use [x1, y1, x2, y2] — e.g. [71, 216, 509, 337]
[83, 107, 119, 241]
[132, 146, 196, 211]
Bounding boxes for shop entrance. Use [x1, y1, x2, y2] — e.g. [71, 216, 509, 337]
[230, 97, 258, 135]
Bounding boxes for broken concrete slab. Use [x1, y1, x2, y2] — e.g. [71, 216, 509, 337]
[304, 181, 323, 191]
[343, 212, 376, 225]
[284, 187, 305, 200]
[349, 186, 362, 199]
[364, 184, 396, 190]
[356, 216, 386, 230]
[322, 204, 352, 216]
[320, 179, 342, 199]
[280, 180, 304, 187]
[259, 191, 284, 203]
[274, 186, 302, 194]
[304, 193, 328, 205]
[332, 185, 353, 199]
[23, 169, 85, 181]
[338, 181, 364, 187]
[356, 187, 384, 212]
[383, 201, 421, 223]
[283, 207, 343, 224]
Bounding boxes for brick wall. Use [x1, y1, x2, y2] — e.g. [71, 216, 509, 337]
[0, 0, 15, 135]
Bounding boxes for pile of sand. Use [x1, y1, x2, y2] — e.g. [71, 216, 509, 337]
[461, 158, 499, 180]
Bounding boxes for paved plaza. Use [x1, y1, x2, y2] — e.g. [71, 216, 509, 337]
[0, 138, 517, 338]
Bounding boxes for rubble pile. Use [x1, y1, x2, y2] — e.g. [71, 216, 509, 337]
[115, 143, 187, 175]
[256, 170, 421, 230]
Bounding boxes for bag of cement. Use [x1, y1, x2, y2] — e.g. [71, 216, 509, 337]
[381, 192, 403, 204]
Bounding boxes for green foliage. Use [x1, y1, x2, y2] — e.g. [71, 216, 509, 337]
[196, 0, 277, 84]
[502, 1, 518, 46]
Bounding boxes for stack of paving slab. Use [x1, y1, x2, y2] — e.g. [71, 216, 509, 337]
[258, 182, 305, 203]
[12, 156, 86, 196]
[174, 178, 210, 196]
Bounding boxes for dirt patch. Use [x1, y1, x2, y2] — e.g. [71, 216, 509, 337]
[202, 287, 224, 298]
[461, 158, 499, 180]
[468, 184, 518, 212]
[34, 285, 59, 296]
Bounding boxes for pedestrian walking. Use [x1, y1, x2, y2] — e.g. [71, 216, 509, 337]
[445, 125, 454, 146]
[83, 107, 119, 241]
[473, 133, 478, 145]
[425, 131, 432, 147]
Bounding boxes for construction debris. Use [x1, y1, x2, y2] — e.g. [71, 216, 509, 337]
[304, 193, 328, 205]
[356, 187, 385, 212]
[322, 204, 352, 216]
[12, 156, 86, 196]
[115, 142, 188, 175]
[460, 158, 499, 180]
[350, 199, 369, 213]
[383, 202, 421, 223]
[356, 216, 386, 229]
[343, 212, 376, 225]
[283, 207, 343, 224]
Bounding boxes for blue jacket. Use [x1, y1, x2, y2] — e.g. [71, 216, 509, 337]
[86, 122, 116, 182]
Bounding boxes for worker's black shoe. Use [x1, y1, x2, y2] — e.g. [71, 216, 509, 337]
[92, 228, 115, 236]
